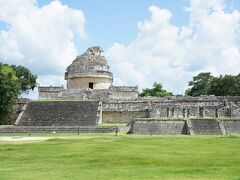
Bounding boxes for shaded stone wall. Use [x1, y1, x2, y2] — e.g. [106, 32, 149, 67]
[130, 119, 188, 135]
[190, 119, 222, 135]
[221, 120, 240, 134]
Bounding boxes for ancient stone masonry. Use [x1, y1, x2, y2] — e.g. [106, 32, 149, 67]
[0, 126, 117, 133]
[38, 86, 64, 100]
[130, 119, 188, 135]
[129, 118, 240, 135]
[11, 46, 240, 135]
[16, 101, 101, 126]
[65, 46, 113, 89]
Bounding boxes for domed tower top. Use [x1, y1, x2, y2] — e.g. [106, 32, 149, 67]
[65, 46, 113, 89]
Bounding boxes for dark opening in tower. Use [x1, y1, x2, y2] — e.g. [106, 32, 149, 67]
[89, 82, 93, 89]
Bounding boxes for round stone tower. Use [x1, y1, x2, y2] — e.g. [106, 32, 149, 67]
[65, 46, 113, 89]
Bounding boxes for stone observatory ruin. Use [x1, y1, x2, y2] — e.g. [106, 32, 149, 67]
[2, 46, 240, 134]
[65, 46, 113, 90]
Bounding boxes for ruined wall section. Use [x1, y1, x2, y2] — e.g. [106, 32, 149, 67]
[102, 100, 149, 123]
[38, 86, 63, 100]
[109, 86, 138, 99]
[101, 96, 240, 123]
[60, 89, 110, 100]
[148, 99, 220, 118]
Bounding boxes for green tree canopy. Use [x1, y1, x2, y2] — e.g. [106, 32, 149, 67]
[209, 74, 240, 96]
[186, 72, 240, 96]
[139, 82, 173, 97]
[0, 63, 37, 122]
[0, 64, 20, 120]
[9, 65, 38, 93]
[185, 72, 214, 96]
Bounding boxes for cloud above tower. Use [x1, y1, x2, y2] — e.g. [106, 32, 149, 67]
[107, 0, 240, 94]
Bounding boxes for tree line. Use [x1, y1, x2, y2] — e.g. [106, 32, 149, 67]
[140, 72, 240, 97]
[185, 72, 240, 96]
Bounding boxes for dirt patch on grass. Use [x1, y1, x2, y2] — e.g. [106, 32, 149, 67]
[0, 136, 51, 142]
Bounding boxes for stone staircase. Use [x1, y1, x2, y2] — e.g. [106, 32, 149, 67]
[190, 119, 222, 135]
[0, 126, 118, 133]
[15, 101, 100, 126]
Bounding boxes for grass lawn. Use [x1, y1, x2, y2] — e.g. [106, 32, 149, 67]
[0, 134, 240, 180]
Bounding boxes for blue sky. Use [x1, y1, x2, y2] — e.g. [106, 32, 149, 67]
[1, 0, 240, 98]
[37, 0, 190, 52]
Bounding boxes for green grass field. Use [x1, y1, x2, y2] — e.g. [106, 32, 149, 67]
[0, 134, 240, 180]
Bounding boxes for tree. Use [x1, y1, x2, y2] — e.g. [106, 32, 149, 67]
[186, 72, 240, 96]
[139, 82, 173, 97]
[0, 63, 37, 123]
[10, 65, 38, 93]
[0, 64, 20, 121]
[209, 74, 240, 96]
[185, 72, 214, 96]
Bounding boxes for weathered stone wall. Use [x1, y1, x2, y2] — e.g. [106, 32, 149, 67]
[60, 89, 110, 100]
[37, 86, 240, 123]
[109, 86, 138, 99]
[109, 91, 138, 99]
[103, 110, 149, 123]
[16, 101, 100, 126]
[102, 100, 149, 123]
[148, 99, 220, 118]
[38, 86, 63, 100]
[130, 118, 240, 135]
[99, 96, 240, 123]
[130, 119, 188, 135]
[103, 101, 149, 111]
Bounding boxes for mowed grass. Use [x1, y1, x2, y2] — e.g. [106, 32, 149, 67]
[0, 134, 240, 180]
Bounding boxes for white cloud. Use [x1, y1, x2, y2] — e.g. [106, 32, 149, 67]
[107, 0, 240, 94]
[0, 0, 86, 87]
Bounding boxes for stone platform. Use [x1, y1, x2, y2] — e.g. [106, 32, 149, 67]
[130, 118, 240, 135]
[0, 126, 118, 133]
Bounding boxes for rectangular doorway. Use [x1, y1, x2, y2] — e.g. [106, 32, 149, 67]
[89, 82, 93, 89]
